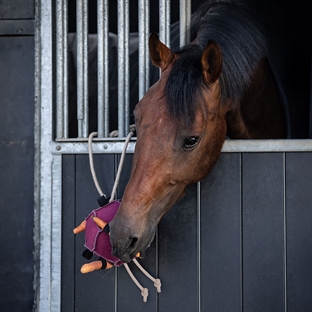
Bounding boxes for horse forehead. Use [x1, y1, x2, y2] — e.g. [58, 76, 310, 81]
[136, 87, 170, 123]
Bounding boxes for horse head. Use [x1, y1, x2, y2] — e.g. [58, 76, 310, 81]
[109, 34, 228, 262]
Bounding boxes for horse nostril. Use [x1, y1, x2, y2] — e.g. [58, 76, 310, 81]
[111, 236, 139, 263]
[128, 236, 138, 250]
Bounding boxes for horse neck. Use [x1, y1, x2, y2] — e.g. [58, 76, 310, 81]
[225, 58, 287, 139]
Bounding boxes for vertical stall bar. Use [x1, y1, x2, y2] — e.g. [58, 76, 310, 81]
[117, 0, 130, 137]
[159, 0, 171, 48]
[56, 0, 64, 139]
[63, 0, 69, 138]
[144, 0, 150, 92]
[179, 0, 191, 47]
[97, 0, 109, 138]
[35, 0, 54, 309]
[138, 0, 150, 100]
[117, 0, 125, 137]
[82, 0, 89, 138]
[77, 0, 89, 138]
[124, 0, 130, 137]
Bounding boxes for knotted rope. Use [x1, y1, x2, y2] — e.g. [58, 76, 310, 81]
[88, 131, 161, 302]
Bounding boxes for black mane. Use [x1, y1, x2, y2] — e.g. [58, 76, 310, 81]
[165, 1, 267, 125]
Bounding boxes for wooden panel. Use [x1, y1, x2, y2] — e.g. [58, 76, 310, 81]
[74, 154, 116, 311]
[158, 183, 199, 311]
[115, 154, 158, 310]
[200, 153, 242, 311]
[242, 153, 284, 312]
[286, 152, 312, 311]
[0, 0, 34, 19]
[61, 152, 312, 312]
[61, 155, 76, 311]
[116, 154, 133, 198]
[0, 37, 34, 312]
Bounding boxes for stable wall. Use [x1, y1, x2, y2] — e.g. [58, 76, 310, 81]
[0, 1, 35, 311]
[59, 151, 311, 311]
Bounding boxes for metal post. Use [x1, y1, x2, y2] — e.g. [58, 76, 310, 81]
[138, 0, 150, 100]
[63, 0, 68, 139]
[179, 0, 191, 47]
[56, 0, 68, 139]
[35, 0, 54, 309]
[77, 0, 89, 138]
[118, 0, 130, 137]
[97, 0, 109, 138]
[159, 0, 171, 48]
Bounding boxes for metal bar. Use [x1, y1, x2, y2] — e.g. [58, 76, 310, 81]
[97, 0, 109, 138]
[51, 155, 63, 312]
[124, 0, 130, 136]
[138, 0, 150, 99]
[56, 0, 64, 139]
[159, 0, 171, 47]
[144, 1, 150, 92]
[118, 0, 130, 137]
[33, 0, 40, 307]
[77, 0, 89, 138]
[51, 139, 312, 155]
[166, 0, 170, 46]
[35, 0, 54, 310]
[179, 0, 191, 47]
[63, 0, 69, 138]
[82, 0, 89, 138]
[117, 0, 125, 137]
[77, 0, 83, 136]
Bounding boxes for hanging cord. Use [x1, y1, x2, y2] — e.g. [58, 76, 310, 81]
[88, 131, 134, 200]
[124, 263, 149, 302]
[133, 259, 161, 293]
[109, 131, 134, 202]
[88, 131, 161, 302]
[88, 132, 106, 197]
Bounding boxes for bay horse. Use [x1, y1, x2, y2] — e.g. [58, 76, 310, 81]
[110, 0, 289, 263]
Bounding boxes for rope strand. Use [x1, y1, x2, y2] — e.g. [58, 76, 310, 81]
[88, 132, 105, 197]
[124, 263, 149, 302]
[133, 259, 162, 293]
[88, 130, 160, 302]
[109, 131, 134, 202]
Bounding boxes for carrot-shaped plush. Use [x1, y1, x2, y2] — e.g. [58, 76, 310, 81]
[73, 200, 126, 273]
[73, 199, 160, 303]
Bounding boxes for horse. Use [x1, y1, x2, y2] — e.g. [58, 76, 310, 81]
[109, 0, 289, 263]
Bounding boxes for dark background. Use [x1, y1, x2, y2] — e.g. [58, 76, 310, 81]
[0, 0, 311, 311]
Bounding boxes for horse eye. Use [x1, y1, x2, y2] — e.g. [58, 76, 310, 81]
[183, 136, 199, 149]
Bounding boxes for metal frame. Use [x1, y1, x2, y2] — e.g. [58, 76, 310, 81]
[50, 139, 312, 155]
[34, 0, 312, 311]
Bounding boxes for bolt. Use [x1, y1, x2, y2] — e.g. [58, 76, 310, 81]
[56, 145, 61, 151]
[103, 144, 108, 150]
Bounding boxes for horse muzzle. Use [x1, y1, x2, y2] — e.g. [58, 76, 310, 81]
[109, 220, 156, 263]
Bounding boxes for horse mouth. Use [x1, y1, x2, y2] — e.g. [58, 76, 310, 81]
[112, 232, 156, 263]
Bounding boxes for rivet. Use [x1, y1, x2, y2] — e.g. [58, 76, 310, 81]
[103, 144, 108, 149]
[56, 145, 61, 151]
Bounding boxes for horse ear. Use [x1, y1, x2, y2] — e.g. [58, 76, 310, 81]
[201, 40, 222, 84]
[149, 33, 175, 71]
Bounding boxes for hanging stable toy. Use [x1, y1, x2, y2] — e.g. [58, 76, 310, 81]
[73, 132, 161, 302]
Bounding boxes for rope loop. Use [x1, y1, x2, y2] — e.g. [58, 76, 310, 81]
[88, 131, 161, 302]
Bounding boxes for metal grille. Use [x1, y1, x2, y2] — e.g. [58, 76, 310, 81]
[55, 0, 192, 140]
